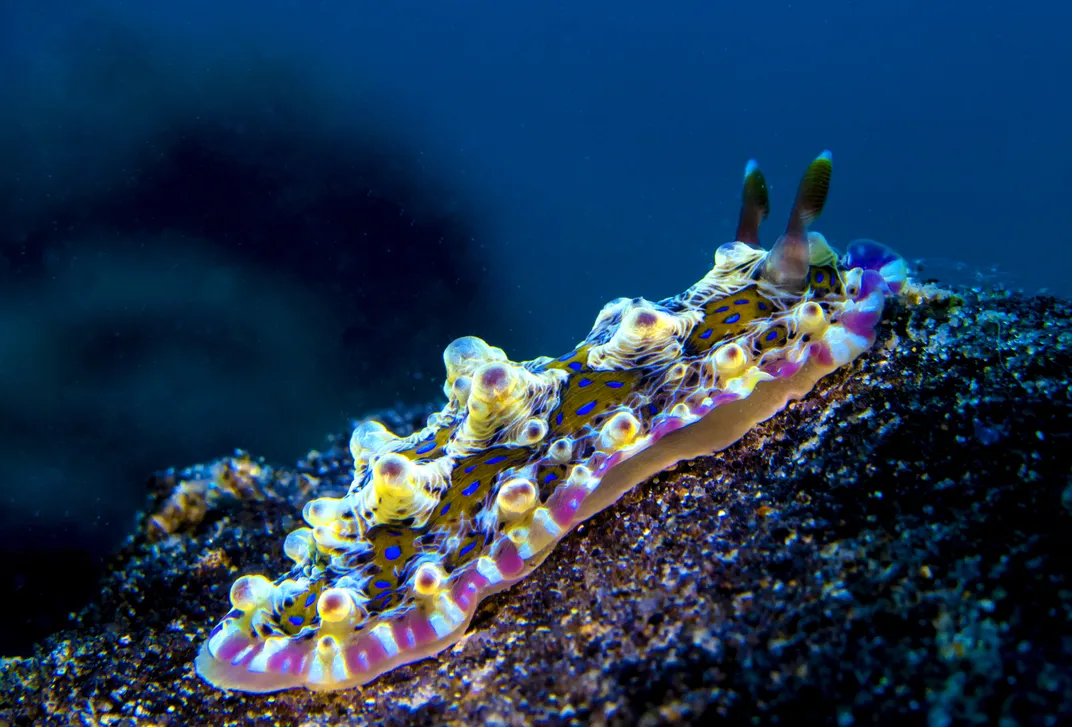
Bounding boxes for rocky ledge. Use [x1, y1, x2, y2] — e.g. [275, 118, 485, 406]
[2, 285, 1070, 726]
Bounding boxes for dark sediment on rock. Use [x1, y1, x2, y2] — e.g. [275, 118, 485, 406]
[2, 286, 1070, 726]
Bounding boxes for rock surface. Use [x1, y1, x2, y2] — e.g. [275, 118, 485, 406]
[2, 286, 1070, 726]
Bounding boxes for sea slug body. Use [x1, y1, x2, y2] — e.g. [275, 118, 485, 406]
[195, 152, 908, 693]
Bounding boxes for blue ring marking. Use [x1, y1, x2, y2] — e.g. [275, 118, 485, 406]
[714, 305, 730, 313]
[384, 545, 402, 561]
[605, 380, 624, 388]
[724, 313, 741, 324]
[542, 471, 559, 483]
[576, 400, 597, 417]
[815, 271, 825, 283]
[441, 502, 452, 516]
[304, 592, 317, 608]
[486, 455, 507, 465]
[735, 298, 750, 305]
[699, 328, 713, 340]
[462, 480, 481, 497]
[288, 615, 304, 627]
[415, 441, 437, 455]
[373, 579, 393, 590]
[459, 541, 477, 557]
[765, 330, 779, 342]
[568, 361, 583, 371]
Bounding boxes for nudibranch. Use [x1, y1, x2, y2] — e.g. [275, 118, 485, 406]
[195, 152, 908, 693]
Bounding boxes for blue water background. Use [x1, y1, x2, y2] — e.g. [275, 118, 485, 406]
[0, 0, 1068, 652]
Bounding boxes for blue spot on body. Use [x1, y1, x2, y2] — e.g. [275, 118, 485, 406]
[568, 361, 583, 371]
[304, 593, 317, 608]
[441, 502, 452, 516]
[765, 330, 779, 341]
[374, 580, 393, 591]
[724, 313, 741, 324]
[576, 401, 597, 417]
[757, 301, 768, 311]
[714, 305, 730, 313]
[543, 471, 559, 483]
[415, 441, 436, 455]
[556, 412, 564, 426]
[462, 480, 480, 497]
[735, 298, 750, 305]
[699, 328, 713, 340]
[486, 455, 507, 465]
[578, 377, 592, 388]
[459, 541, 477, 557]
[464, 463, 478, 474]
[288, 616, 304, 627]
[815, 271, 825, 283]
[384, 545, 402, 561]
[605, 380, 624, 388]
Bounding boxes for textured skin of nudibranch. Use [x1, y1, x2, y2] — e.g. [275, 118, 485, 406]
[195, 152, 909, 693]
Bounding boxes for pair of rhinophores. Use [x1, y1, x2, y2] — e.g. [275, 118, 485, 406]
[195, 151, 908, 693]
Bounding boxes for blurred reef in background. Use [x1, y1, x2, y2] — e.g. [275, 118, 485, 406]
[0, 24, 499, 655]
[2, 286, 1069, 726]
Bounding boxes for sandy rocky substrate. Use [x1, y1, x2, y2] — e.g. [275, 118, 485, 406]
[2, 285, 1070, 726]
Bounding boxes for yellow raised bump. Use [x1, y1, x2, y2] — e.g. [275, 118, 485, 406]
[369, 453, 418, 522]
[372, 453, 414, 496]
[312, 523, 352, 553]
[796, 301, 827, 334]
[518, 417, 548, 446]
[349, 421, 396, 463]
[466, 362, 527, 440]
[549, 438, 573, 463]
[665, 362, 689, 382]
[715, 342, 748, 377]
[670, 403, 691, 419]
[807, 231, 838, 267]
[599, 411, 641, 451]
[496, 478, 538, 520]
[414, 562, 447, 596]
[452, 376, 472, 407]
[567, 464, 592, 488]
[283, 528, 314, 564]
[442, 336, 507, 395]
[316, 634, 339, 656]
[506, 523, 531, 547]
[229, 574, 273, 610]
[714, 240, 763, 268]
[302, 497, 341, 528]
[317, 588, 355, 623]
